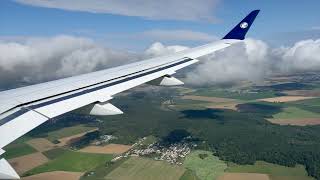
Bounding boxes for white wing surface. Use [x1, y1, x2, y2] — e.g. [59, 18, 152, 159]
[0, 10, 260, 179]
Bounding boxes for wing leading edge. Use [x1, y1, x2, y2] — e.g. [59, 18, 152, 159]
[0, 10, 260, 179]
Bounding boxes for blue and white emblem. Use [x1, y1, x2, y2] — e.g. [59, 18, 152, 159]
[240, 22, 248, 29]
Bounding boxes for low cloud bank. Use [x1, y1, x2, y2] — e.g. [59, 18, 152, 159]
[1, 35, 320, 89]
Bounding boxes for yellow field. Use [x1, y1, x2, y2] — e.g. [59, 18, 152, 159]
[258, 96, 316, 103]
[9, 152, 49, 175]
[79, 144, 132, 154]
[27, 138, 56, 152]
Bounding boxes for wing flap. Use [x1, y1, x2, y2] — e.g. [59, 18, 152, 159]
[0, 158, 20, 179]
[0, 108, 48, 148]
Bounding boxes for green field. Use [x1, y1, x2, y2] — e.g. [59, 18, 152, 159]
[138, 135, 158, 147]
[42, 148, 69, 160]
[272, 107, 320, 119]
[46, 125, 95, 141]
[179, 169, 200, 180]
[105, 157, 185, 180]
[81, 157, 129, 180]
[227, 161, 314, 180]
[288, 98, 320, 114]
[3, 143, 37, 159]
[183, 150, 227, 180]
[24, 150, 113, 176]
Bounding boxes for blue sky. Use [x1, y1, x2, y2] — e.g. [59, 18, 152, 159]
[1, 0, 320, 50]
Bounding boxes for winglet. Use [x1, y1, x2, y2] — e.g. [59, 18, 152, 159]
[223, 10, 260, 40]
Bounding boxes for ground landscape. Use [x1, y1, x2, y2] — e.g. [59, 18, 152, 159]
[3, 72, 320, 180]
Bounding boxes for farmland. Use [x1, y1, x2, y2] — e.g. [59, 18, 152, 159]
[105, 157, 185, 180]
[3, 143, 37, 159]
[46, 125, 96, 142]
[227, 161, 314, 180]
[24, 150, 113, 176]
[183, 150, 227, 180]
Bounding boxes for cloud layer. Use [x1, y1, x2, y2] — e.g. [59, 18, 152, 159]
[0, 35, 137, 89]
[15, 0, 220, 21]
[185, 39, 320, 85]
[1, 35, 320, 89]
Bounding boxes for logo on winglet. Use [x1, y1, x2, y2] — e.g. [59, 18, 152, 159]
[240, 22, 248, 29]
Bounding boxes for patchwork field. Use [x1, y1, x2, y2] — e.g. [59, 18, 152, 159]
[268, 106, 320, 126]
[183, 150, 227, 180]
[3, 143, 37, 159]
[193, 89, 277, 100]
[273, 107, 319, 119]
[218, 173, 270, 180]
[268, 118, 320, 126]
[181, 95, 241, 110]
[56, 128, 98, 146]
[24, 150, 113, 176]
[22, 171, 83, 180]
[284, 90, 320, 97]
[47, 125, 97, 142]
[27, 138, 56, 152]
[105, 157, 185, 180]
[226, 161, 314, 180]
[9, 152, 49, 175]
[259, 96, 316, 103]
[181, 95, 236, 103]
[79, 144, 132, 154]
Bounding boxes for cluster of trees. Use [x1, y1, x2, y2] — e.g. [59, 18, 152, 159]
[70, 130, 101, 149]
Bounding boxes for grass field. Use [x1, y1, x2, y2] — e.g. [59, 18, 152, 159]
[288, 98, 320, 114]
[272, 107, 320, 119]
[81, 157, 129, 180]
[227, 161, 314, 180]
[3, 143, 37, 159]
[24, 150, 113, 176]
[179, 169, 200, 180]
[138, 135, 158, 148]
[42, 148, 69, 160]
[105, 157, 185, 180]
[46, 125, 96, 141]
[183, 150, 227, 180]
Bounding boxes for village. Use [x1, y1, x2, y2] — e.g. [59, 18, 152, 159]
[111, 136, 196, 165]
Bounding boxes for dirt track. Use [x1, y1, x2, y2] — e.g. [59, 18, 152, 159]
[268, 118, 320, 126]
[9, 152, 49, 175]
[218, 173, 270, 180]
[22, 171, 83, 180]
[79, 144, 132, 154]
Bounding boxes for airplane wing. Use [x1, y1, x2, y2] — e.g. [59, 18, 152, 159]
[0, 10, 259, 179]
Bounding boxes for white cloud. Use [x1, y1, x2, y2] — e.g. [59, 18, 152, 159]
[144, 42, 188, 57]
[0, 35, 138, 88]
[185, 38, 320, 86]
[141, 30, 217, 42]
[1, 35, 320, 89]
[15, 0, 220, 21]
